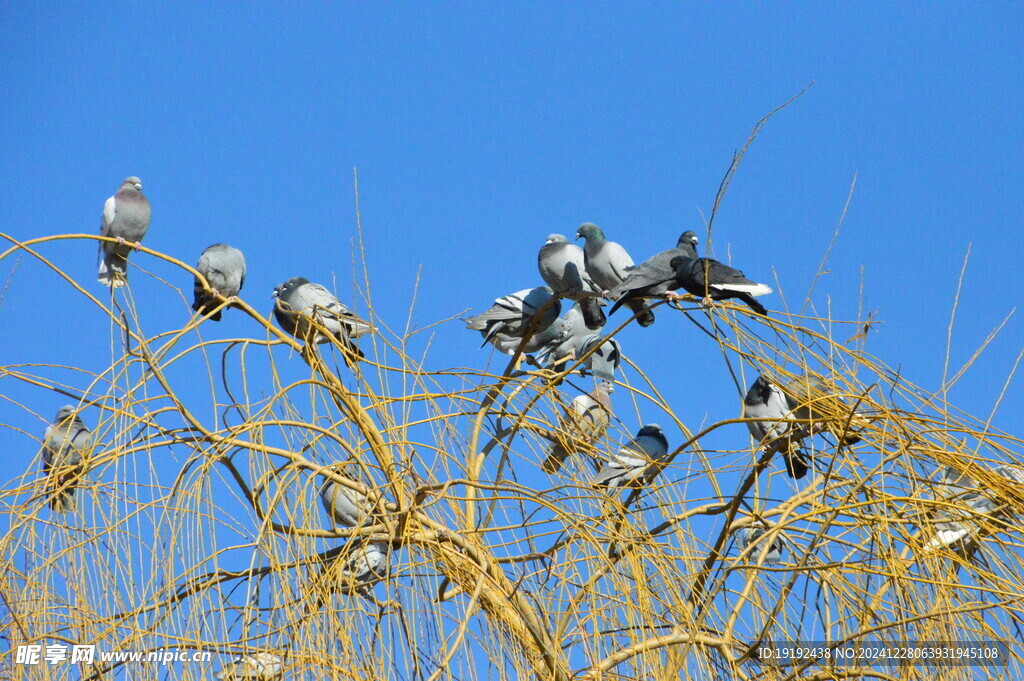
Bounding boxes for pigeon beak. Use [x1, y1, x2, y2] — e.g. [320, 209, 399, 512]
[133, 182, 142, 191]
[575, 232, 582, 240]
[271, 290, 280, 299]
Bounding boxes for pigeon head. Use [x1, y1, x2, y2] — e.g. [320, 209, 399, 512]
[55, 405, 78, 422]
[638, 423, 663, 437]
[272, 277, 309, 298]
[575, 223, 604, 241]
[122, 177, 143, 191]
[676, 231, 698, 248]
[745, 375, 774, 405]
[545, 234, 569, 245]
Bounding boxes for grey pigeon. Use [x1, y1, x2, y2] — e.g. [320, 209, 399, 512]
[40, 405, 93, 512]
[780, 375, 863, 447]
[532, 304, 622, 387]
[213, 652, 283, 680]
[192, 243, 246, 321]
[97, 176, 151, 287]
[737, 524, 785, 565]
[272, 277, 372, 362]
[320, 474, 376, 529]
[593, 424, 670, 488]
[542, 383, 612, 473]
[918, 464, 1024, 555]
[742, 374, 810, 479]
[341, 540, 391, 583]
[607, 231, 699, 317]
[538, 234, 606, 330]
[576, 223, 654, 327]
[466, 287, 561, 347]
[669, 254, 772, 315]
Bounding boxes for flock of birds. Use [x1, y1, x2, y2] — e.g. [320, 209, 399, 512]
[32, 177, 1022, 678]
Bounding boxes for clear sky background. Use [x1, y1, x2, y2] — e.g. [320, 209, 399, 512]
[1, 2, 1023, 672]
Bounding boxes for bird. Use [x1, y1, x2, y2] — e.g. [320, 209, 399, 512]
[607, 231, 699, 317]
[340, 540, 391, 584]
[742, 374, 810, 479]
[669, 254, 772, 316]
[780, 375, 864, 447]
[97, 176, 151, 287]
[40, 405, 93, 513]
[192, 243, 246, 321]
[576, 223, 654, 327]
[542, 383, 612, 473]
[921, 466, 997, 555]
[272, 277, 372, 361]
[320, 474, 376, 529]
[213, 652, 283, 680]
[530, 305, 622, 387]
[465, 287, 561, 347]
[737, 524, 785, 565]
[593, 424, 670, 488]
[538, 234, 606, 330]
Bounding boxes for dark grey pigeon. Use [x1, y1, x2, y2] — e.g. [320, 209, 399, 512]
[593, 424, 670, 488]
[538, 234, 606, 330]
[607, 231, 699, 318]
[41, 405, 93, 513]
[542, 383, 612, 474]
[98, 176, 151, 287]
[320, 474, 376, 529]
[743, 374, 809, 479]
[272, 277, 372, 362]
[781, 375, 864, 447]
[576, 223, 654, 327]
[669, 254, 772, 315]
[737, 524, 785, 565]
[466, 287, 560, 347]
[193, 243, 246, 321]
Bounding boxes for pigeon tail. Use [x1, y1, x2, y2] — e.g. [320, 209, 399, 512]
[783, 448, 810, 479]
[627, 299, 656, 327]
[97, 250, 129, 288]
[738, 294, 768, 316]
[580, 298, 606, 330]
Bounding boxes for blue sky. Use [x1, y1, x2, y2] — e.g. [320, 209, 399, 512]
[1, 2, 1023, 675]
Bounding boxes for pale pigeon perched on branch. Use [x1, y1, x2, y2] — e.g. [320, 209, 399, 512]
[213, 652, 283, 680]
[669, 254, 772, 315]
[341, 540, 391, 584]
[737, 523, 785, 565]
[576, 223, 654, 327]
[465, 287, 561, 347]
[272, 277, 372, 362]
[41, 405, 93, 513]
[542, 383, 612, 473]
[920, 465, 1024, 556]
[538, 234, 606, 330]
[97, 176, 151, 287]
[320, 474, 376, 529]
[193, 243, 246, 321]
[742, 374, 810, 479]
[608, 231, 699, 317]
[593, 424, 670, 488]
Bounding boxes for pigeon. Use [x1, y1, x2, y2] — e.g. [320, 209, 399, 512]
[921, 466, 999, 555]
[542, 383, 612, 473]
[737, 524, 785, 565]
[192, 244, 246, 321]
[213, 652, 283, 680]
[466, 287, 561, 347]
[742, 375, 810, 479]
[340, 540, 391, 583]
[97, 177, 151, 287]
[780, 375, 863, 447]
[593, 424, 670, 488]
[607, 231, 699, 317]
[40, 405, 93, 512]
[320, 475, 376, 529]
[576, 223, 654, 327]
[531, 305, 622, 387]
[538, 234, 606, 330]
[669, 254, 772, 315]
[272, 278, 371, 361]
